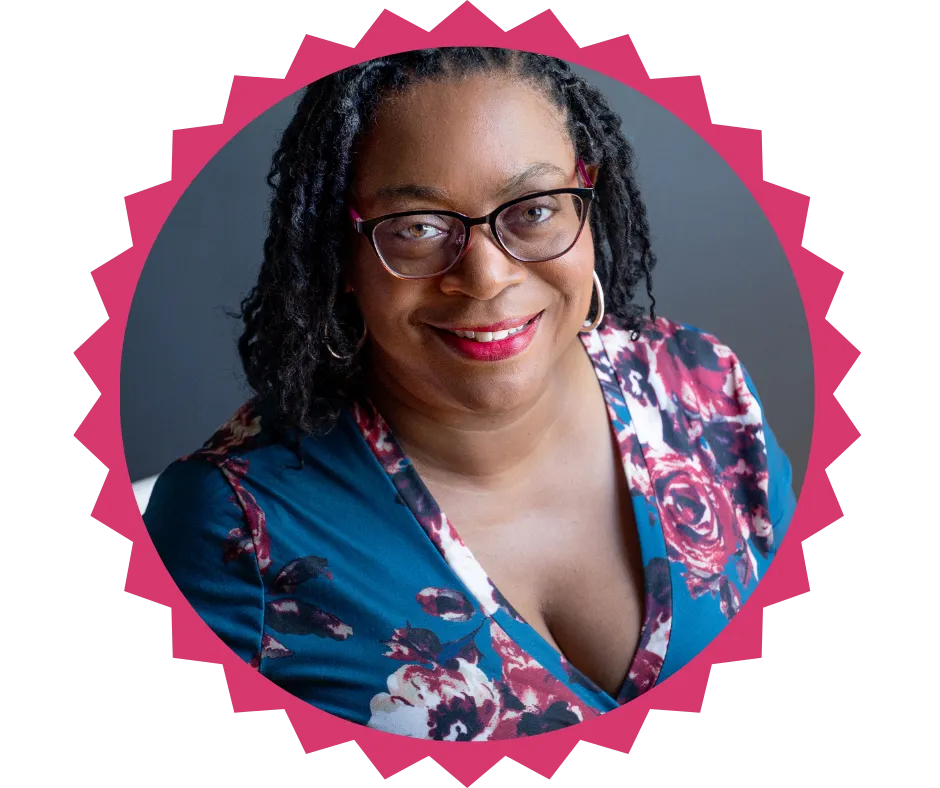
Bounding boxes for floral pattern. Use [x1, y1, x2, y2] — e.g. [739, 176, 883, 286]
[182, 402, 263, 461]
[619, 557, 671, 701]
[594, 319, 774, 621]
[218, 458, 272, 574]
[148, 314, 794, 741]
[368, 595, 599, 739]
[416, 587, 475, 622]
[369, 659, 503, 741]
[350, 400, 504, 617]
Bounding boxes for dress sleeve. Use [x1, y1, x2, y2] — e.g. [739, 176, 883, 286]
[741, 366, 798, 552]
[143, 457, 264, 665]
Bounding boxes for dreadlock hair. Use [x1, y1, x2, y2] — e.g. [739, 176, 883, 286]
[237, 47, 657, 437]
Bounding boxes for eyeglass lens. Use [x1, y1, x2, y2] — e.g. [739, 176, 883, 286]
[371, 193, 586, 277]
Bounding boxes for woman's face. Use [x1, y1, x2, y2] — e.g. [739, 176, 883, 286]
[348, 72, 597, 417]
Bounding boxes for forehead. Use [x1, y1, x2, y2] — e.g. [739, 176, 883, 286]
[352, 73, 574, 204]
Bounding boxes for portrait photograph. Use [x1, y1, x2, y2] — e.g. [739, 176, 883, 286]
[125, 46, 812, 742]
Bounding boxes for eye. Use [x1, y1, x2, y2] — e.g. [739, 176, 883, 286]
[381, 216, 453, 241]
[402, 223, 444, 239]
[521, 205, 552, 223]
[499, 197, 563, 233]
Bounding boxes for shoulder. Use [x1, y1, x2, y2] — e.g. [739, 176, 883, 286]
[143, 402, 289, 580]
[143, 399, 287, 549]
[599, 316, 794, 549]
[596, 314, 769, 433]
[600, 314, 742, 371]
[154, 397, 310, 498]
[144, 399, 377, 532]
[143, 451, 244, 557]
[180, 398, 280, 465]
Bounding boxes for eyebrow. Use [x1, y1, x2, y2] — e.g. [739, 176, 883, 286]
[498, 162, 569, 196]
[373, 162, 570, 204]
[375, 183, 450, 201]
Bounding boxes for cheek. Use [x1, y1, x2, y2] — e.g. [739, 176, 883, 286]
[348, 245, 423, 336]
[347, 236, 380, 292]
[572, 227, 598, 314]
[543, 233, 596, 324]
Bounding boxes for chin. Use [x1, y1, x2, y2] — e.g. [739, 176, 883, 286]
[457, 391, 527, 417]
[444, 366, 546, 417]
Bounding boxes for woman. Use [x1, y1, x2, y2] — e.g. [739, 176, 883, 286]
[144, 47, 796, 741]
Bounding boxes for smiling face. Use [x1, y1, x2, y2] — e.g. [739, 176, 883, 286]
[347, 72, 597, 417]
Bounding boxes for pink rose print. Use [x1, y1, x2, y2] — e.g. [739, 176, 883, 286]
[650, 450, 751, 617]
[372, 616, 595, 738]
[652, 329, 743, 421]
[368, 659, 503, 741]
[489, 621, 599, 737]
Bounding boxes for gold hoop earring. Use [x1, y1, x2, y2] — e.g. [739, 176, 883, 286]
[579, 270, 605, 333]
[325, 322, 368, 360]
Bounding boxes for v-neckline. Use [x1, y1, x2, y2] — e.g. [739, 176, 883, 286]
[347, 322, 673, 705]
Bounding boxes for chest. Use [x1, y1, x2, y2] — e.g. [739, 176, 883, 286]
[420, 400, 645, 697]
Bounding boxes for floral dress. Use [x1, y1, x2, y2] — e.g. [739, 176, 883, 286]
[144, 315, 796, 740]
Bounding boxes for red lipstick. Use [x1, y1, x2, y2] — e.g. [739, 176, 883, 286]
[444, 313, 541, 333]
[430, 312, 542, 362]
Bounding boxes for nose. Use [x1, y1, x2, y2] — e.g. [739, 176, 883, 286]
[438, 225, 526, 300]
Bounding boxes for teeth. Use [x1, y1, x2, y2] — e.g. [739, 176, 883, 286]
[451, 320, 531, 342]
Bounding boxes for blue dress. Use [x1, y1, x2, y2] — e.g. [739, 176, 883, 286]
[144, 315, 796, 740]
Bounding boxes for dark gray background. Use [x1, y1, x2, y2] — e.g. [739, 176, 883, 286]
[121, 64, 813, 493]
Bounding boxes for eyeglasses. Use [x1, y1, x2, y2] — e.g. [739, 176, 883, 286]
[349, 160, 596, 280]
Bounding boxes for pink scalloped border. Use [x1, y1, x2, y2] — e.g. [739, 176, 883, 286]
[74, 3, 859, 785]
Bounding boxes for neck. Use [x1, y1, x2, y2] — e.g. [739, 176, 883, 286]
[366, 337, 589, 490]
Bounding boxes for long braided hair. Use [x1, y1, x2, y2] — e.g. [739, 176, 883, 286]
[238, 47, 657, 436]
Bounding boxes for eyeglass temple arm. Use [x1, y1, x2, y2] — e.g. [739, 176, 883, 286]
[350, 164, 593, 229]
[577, 158, 595, 189]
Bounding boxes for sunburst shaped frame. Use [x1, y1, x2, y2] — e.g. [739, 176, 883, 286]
[74, 3, 860, 785]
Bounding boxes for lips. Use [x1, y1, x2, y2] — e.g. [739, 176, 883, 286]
[428, 312, 543, 362]
[441, 313, 541, 334]
[448, 319, 534, 343]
